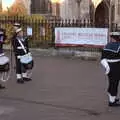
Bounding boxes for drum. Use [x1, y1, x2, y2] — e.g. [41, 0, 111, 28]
[0, 55, 10, 82]
[23, 60, 34, 70]
[0, 63, 9, 72]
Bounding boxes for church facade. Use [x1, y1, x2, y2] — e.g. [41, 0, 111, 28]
[60, 0, 120, 27]
[21, 0, 120, 27]
[21, 0, 51, 15]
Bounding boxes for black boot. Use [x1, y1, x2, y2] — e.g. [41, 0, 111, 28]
[115, 98, 119, 102]
[23, 77, 32, 82]
[17, 78, 24, 84]
[109, 99, 120, 107]
[0, 84, 5, 89]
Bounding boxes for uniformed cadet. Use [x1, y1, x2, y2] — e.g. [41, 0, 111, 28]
[12, 27, 32, 84]
[13, 23, 21, 30]
[0, 28, 6, 53]
[101, 31, 120, 107]
[0, 28, 8, 89]
[11, 23, 21, 53]
[12, 23, 21, 44]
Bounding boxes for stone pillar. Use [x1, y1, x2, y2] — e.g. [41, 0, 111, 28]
[60, 0, 69, 19]
[60, 0, 90, 19]
[115, 0, 120, 25]
[80, 0, 90, 19]
[60, 0, 78, 19]
[76, 0, 81, 19]
[22, 0, 31, 14]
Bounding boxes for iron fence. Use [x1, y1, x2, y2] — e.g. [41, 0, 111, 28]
[0, 15, 119, 52]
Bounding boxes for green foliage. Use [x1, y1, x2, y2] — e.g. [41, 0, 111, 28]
[0, 0, 53, 48]
[8, 1, 27, 16]
[0, 15, 53, 48]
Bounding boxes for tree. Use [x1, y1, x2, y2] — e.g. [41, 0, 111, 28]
[7, 0, 27, 16]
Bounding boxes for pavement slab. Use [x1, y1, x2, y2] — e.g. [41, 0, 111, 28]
[0, 56, 119, 119]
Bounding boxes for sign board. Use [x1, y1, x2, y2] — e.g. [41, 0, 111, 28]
[55, 28, 108, 47]
[27, 27, 32, 36]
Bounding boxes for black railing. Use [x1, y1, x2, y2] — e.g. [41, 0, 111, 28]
[0, 15, 118, 51]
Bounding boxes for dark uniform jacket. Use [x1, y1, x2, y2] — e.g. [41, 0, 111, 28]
[101, 42, 120, 80]
[12, 36, 29, 57]
[101, 42, 120, 60]
[0, 29, 7, 54]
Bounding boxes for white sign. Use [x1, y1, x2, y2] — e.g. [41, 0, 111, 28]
[55, 28, 108, 47]
[27, 27, 32, 36]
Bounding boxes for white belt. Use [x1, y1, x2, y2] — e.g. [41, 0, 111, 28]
[17, 46, 23, 49]
[107, 59, 120, 63]
[17, 53, 31, 59]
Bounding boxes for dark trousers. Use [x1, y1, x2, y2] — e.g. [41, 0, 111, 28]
[108, 76, 119, 96]
[15, 56, 26, 74]
[0, 44, 3, 53]
[108, 62, 120, 96]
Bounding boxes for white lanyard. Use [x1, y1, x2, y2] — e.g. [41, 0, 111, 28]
[17, 38, 27, 54]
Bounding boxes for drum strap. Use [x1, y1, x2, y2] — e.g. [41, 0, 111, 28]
[17, 38, 27, 54]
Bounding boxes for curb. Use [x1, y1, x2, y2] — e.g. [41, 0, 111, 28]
[31, 48, 101, 61]
[4, 45, 101, 61]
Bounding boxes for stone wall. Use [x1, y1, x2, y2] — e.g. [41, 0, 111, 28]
[60, 0, 90, 19]
[22, 0, 120, 26]
[22, 0, 31, 14]
[115, 0, 120, 26]
[80, 0, 90, 19]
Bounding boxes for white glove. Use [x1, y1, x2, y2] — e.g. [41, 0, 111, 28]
[0, 53, 5, 57]
[17, 56, 21, 59]
[101, 59, 110, 74]
[28, 52, 32, 56]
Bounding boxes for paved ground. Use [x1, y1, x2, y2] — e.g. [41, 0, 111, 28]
[0, 55, 120, 120]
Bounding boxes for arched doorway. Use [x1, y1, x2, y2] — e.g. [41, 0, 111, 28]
[95, 1, 109, 27]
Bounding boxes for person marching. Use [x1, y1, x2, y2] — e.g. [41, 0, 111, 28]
[0, 28, 9, 89]
[101, 31, 120, 107]
[12, 23, 21, 41]
[12, 27, 33, 84]
[13, 23, 21, 30]
[0, 28, 7, 54]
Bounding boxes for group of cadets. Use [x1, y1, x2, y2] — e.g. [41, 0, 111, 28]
[0, 23, 33, 89]
[1, 22, 120, 107]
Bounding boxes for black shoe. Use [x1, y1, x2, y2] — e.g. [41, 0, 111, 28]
[115, 98, 119, 102]
[0, 84, 5, 89]
[23, 77, 32, 82]
[109, 100, 120, 107]
[17, 79, 24, 84]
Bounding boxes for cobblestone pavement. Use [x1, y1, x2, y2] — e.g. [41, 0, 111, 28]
[0, 56, 120, 120]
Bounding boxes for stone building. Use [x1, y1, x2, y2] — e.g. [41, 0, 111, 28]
[19, 0, 51, 15]
[22, 0, 31, 14]
[60, 0, 89, 19]
[21, 0, 120, 27]
[30, 0, 50, 14]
